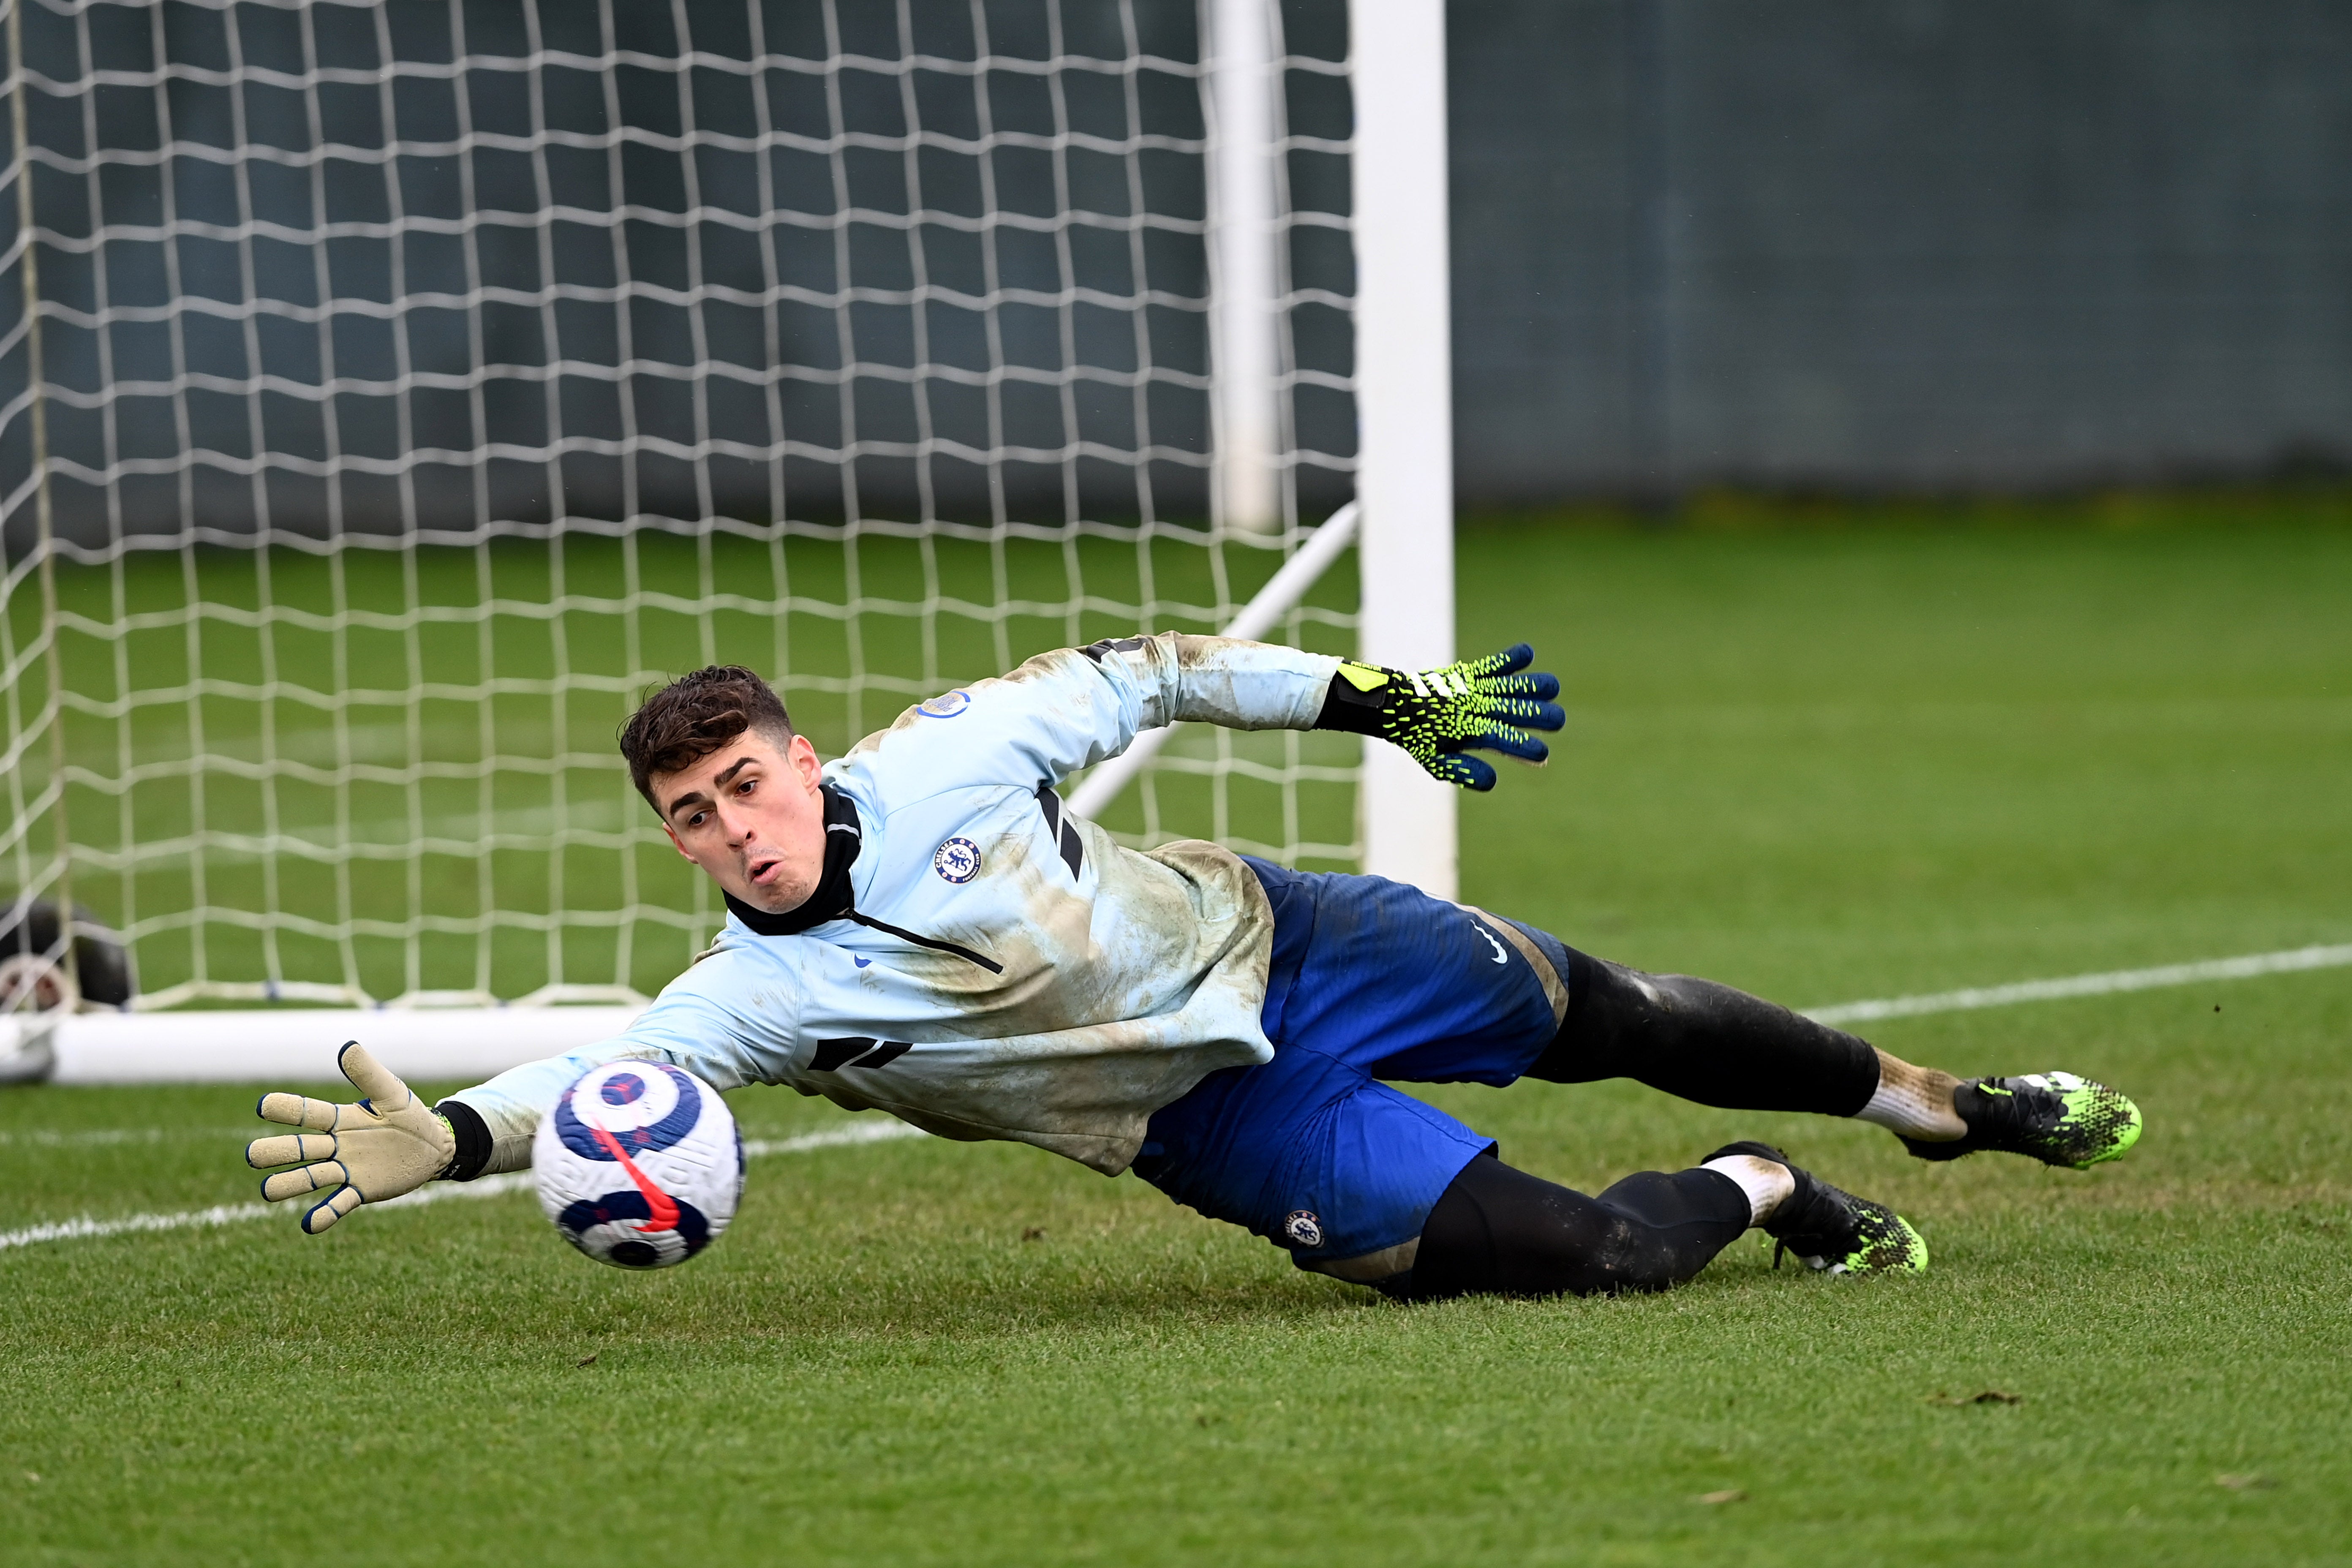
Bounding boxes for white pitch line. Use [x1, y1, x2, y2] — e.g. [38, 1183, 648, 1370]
[1805, 943, 2352, 1026]
[0, 1119, 926, 1254]
[0, 1127, 245, 1146]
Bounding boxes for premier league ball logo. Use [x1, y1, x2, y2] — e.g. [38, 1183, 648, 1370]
[533, 1062, 744, 1270]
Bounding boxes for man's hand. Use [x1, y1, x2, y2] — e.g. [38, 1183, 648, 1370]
[246, 1042, 455, 1233]
[1314, 643, 1565, 790]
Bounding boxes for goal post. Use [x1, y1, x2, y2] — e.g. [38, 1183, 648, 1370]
[1348, 0, 1458, 900]
[0, 0, 1456, 1078]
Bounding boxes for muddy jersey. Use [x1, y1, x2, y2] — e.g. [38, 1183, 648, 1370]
[443, 634, 1342, 1176]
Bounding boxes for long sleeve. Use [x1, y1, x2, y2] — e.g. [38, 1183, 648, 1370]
[839, 632, 1341, 800]
[1118, 633, 1342, 732]
[438, 957, 800, 1175]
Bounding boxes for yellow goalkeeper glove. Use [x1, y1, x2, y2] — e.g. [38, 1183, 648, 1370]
[1313, 642, 1565, 790]
[245, 1041, 455, 1233]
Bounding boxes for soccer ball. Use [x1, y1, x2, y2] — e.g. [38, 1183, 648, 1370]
[532, 1061, 743, 1269]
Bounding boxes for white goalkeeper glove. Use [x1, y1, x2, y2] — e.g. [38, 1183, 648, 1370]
[245, 1041, 456, 1233]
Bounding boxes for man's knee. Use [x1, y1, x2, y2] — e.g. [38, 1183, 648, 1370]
[1527, 949, 1879, 1115]
[1527, 948, 1690, 1084]
[1392, 1152, 1744, 1301]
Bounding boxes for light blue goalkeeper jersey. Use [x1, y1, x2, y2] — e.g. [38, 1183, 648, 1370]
[443, 634, 1342, 1176]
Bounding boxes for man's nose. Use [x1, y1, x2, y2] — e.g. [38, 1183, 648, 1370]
[715, 800, 759, 844]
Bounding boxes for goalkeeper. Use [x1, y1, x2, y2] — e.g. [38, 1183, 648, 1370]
[248, 636, 2141, 1295]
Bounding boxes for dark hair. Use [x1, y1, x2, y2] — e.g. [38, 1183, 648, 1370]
[618, 665, 797, 808]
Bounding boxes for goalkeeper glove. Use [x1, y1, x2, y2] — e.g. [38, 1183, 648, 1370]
[1314, 642, 1565, 790]
[245, 1041, 456, 1233]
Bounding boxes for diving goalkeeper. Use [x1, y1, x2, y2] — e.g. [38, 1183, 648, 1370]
[247, 637, 2142, 1295]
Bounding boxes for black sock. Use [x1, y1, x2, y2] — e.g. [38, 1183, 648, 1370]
[1399, 1152, 1751, 1300]
[1527, 948, 1880, 1115]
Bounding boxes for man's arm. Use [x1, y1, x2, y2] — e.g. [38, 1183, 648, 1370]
[247, 964, 792, 1222]
[1085, 632, 1339, 733]
[849, 632, 1564, 797]
[1093, 632, 1568, 791]
[431, 981, 775, 1178]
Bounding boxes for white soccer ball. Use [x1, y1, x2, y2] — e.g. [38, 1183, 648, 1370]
[533, 1061, 743, 1270]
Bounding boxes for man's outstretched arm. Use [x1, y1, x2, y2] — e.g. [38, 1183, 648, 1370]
[247, 978, 787, 1216]
[1090, 633, 1564, 792]
[872, 632, 1564, 797]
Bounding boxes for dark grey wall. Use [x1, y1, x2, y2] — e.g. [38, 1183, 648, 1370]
[1, 0, 1281, 552]
[1450, 0, 2352, 501]
[7, 0, 2347, 551]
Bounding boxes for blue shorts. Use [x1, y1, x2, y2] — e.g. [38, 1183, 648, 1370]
[1130, 859, 1573, 1281]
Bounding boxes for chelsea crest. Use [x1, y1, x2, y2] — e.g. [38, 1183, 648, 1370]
[933, 836, 983, 883]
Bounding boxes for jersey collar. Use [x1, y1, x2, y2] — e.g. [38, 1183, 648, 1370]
[722, 783, 862, 936]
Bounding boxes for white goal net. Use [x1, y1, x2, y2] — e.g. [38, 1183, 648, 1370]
[0, 0, 1364, 1014]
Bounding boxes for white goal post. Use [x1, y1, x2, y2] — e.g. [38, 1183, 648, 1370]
[1348, 0, 1457, 901]
[0, 0, 1454, 1081]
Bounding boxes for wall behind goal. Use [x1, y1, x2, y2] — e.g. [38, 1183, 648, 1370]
[1, 0, 1358, 550]
[1449, 0, 2352, 499]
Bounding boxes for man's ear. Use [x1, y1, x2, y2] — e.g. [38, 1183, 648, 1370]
[788, 733, 822, 789]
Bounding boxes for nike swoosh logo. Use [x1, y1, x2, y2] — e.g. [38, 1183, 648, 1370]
[590, 1124, 682, 1233]
[1475, 926, 1509, 965]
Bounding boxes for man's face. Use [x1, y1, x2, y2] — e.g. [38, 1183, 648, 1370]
[651, 727, 830, 914]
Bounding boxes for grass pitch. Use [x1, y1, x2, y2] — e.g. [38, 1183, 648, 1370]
[5, 507, 2352, 1565]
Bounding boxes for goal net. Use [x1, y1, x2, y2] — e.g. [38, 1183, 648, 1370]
[0, 0, 1365, 1013]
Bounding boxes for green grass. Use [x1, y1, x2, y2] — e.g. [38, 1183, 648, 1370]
[5, 512, 2352, 1565]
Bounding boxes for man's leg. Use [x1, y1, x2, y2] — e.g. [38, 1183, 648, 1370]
[1528, 950, 1955, 1131]
[1246, 860, 2012, 1153]
[1153, 862, 1933, 1296]
[1398, 1141, 1926, 1300]
[1400, 1152, 1751, 1299]
[1528, 949, 2142, 1170]
[1134, 1048, 1927, 1296]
